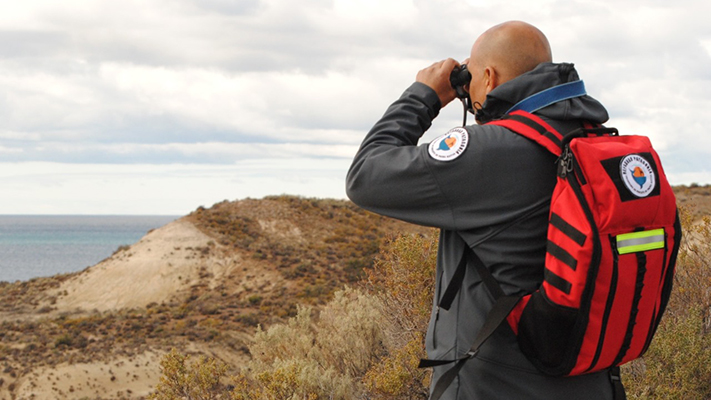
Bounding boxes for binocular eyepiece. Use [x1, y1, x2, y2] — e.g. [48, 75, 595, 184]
[450, 64, 471, 99]
[449, 64, 475, 126]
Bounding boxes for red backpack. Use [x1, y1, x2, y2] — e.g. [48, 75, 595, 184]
[421, 111, 681, 400]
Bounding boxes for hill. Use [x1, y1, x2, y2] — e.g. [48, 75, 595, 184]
[0, 196, 428, 399]
[0, 186, 708, 399]
[673, 183, 711, 219]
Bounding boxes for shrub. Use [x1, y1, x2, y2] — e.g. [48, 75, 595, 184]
[362, 231, 438, 399]
[231, 232, 437, 400]
[112, 244, 131, 256]
[623, 207, 711, 399]
[54, 334, 73, 348]
[624, 306, 711, 399]
[150, 205, 711, 399]
[362, 333, 429, 399]
[150, 231, 437, 400]
[232, 358, 342, 400]
[149, 348, 230, 400]
[235, 287, 385, 399]
[365, 231, 437, 339]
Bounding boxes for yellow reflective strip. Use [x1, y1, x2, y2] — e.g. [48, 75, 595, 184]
[616, 229, 665, 255]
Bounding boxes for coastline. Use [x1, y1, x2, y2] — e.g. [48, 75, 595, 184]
[0, 215, 179, 283]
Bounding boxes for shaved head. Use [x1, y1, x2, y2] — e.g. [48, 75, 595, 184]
[471, 21, 552, 84]
[465, 21, 552, 112]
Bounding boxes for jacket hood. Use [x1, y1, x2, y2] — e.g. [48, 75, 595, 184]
[476, 62, 609, 124]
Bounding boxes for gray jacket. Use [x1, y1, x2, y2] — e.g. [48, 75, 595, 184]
[347, 63, 616, 399]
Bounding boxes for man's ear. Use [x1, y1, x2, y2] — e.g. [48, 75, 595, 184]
[483, 66, 498, 94]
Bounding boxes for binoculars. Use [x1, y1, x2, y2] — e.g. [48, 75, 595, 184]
[449, 64, 471, 99]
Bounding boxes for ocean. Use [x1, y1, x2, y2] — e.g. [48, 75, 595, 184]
[0, 215, 179, 283]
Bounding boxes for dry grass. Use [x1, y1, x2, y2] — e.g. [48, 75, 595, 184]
[0, 196, 427, 399]
[623, 203, 711, 399]
[0, 187, 708, 399]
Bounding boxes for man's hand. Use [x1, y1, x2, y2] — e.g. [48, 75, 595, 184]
[416, 58, 460, 107]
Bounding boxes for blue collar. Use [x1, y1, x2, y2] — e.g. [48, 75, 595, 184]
[506, 80, 587, 114]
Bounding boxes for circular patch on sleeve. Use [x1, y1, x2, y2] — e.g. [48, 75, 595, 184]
[428, 128, 469, 162]
[620, 154, 656, 197]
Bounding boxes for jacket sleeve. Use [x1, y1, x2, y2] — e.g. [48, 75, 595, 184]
[346, 82, 459, 229]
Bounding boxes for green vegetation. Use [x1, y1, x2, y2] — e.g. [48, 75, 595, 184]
[186, 196, 427, 310]
[151, 231, 439, 400]
[0, 196, 429, 397]
[154, 188, 711, 400]
[150, 348, 230, 400]
[150, 287, 418, 400]
[622, 209, 711, 399]
[0, 190, 708, 398]
[233, 288, 385, 399]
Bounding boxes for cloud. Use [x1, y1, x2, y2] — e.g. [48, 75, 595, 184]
[0, 140, 359, 164]
[0, 0, 709, 213]
[0, 0, 479, 153]
[0, 159, 349, 214]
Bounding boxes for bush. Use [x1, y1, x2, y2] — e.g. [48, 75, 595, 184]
[54, 334, 73, 348]
[152, 231, 438, 400]
[623, 207, 711, 399]
[624, 306, 711, 399]
[232, 232, 437, 400]
[362, 333, 429, 399]
[112, 244, 131, 256]
[232, 358, 344, 400]
[365, 231, 437, 340]
[149, 348, 230, 400]
[235, 287, 385, 399]
[361, 231, 438, 399]
[151, 207, 711, 399]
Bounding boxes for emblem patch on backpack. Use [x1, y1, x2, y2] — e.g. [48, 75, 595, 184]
[620, 154, 656, 197]
[601, 152, 661, 202]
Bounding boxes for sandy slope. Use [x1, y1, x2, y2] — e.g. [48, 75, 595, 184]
[1, 197, 406, 399]
[1, 218, 255, 400]
[12, 351, 164, 399]
[50, 218, 222, 313]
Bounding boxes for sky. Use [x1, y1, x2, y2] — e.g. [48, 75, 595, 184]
[1, 0, 709, 215]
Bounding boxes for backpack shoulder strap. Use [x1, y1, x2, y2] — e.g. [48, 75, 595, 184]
[486, 110, 564, 157]
[419, 245, 520, 400]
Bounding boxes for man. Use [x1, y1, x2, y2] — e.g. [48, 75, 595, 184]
[346, 21, 616, 399]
